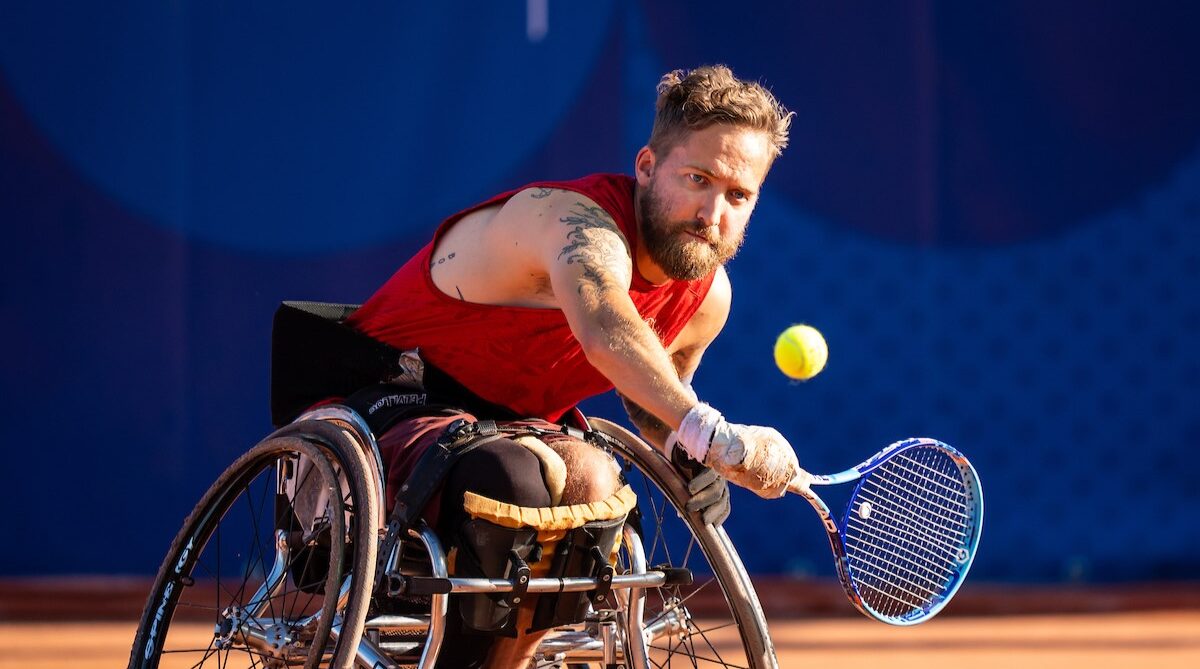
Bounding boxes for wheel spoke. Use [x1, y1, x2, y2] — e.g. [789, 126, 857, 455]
[589, 418, 769, 669]
[131, 437, 354, 669]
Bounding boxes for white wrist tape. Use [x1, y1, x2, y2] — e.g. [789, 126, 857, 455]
[677, 403, 723, 463]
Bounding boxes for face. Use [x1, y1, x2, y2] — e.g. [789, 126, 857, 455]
[635, 124, 773, 282]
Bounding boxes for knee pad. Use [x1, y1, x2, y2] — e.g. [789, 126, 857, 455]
[512, 435, 567, 506]
[453, 485, 637, 634]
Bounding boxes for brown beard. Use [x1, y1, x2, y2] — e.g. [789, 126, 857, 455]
[637, 179, 744, 281]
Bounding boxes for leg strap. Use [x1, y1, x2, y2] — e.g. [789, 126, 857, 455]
[376, 418, 502, 593]
[458, 486, 638, 633]
[390, 418, 502, 530]
[455, 520, 541, 636]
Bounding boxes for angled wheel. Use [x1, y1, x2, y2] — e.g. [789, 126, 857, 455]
[129, 423, 380, 669]
[590, 418, 778, 669]
[272, 419, 380, 667]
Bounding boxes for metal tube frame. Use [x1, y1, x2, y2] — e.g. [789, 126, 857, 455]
[254, 405, 702, 667]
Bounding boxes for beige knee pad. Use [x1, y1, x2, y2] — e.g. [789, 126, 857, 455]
[461, 484, 637, 577]
[513, 435, 568, 506]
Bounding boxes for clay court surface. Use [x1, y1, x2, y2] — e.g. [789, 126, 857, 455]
[1, 610, 1197, 668]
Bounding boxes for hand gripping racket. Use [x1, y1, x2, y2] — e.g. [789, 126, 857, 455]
[787, 437, 983, 625]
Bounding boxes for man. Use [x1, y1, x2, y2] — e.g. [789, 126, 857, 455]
[346, 65, 804, 668]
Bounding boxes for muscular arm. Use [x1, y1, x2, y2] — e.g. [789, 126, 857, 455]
[620, 269, 732, 450]
[534, 191, 706, 434]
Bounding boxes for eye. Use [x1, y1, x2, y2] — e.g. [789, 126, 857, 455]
[688, 173, 708, 186]
[730, 190, 748, 202]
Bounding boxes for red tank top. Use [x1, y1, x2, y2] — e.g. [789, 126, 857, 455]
[347, 174, 715, 422]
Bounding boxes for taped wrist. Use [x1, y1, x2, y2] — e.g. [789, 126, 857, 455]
[676, 403, 724, 463]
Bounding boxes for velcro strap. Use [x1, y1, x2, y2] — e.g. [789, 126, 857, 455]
[391, 418, 495, 530]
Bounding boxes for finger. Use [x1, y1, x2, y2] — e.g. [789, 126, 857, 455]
[785, 468, 813, 495]
[702, 490, 731, 525]
[686, 482, 723, 511]
[687, 467, 719, 495]
[705, 501, 731, 526]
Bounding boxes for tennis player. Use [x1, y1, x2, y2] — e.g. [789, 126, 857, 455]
[345, 65, 802, 668]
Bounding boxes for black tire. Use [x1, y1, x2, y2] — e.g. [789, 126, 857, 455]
[273, 419, 380, 668]
[127, 422, 379, 666]
[129, 436, 346, 669]
[589, 418, 778, 669]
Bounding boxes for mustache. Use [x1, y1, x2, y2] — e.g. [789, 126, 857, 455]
[673, 221, 720, 246]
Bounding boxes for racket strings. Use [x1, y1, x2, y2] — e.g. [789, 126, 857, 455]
[884, 458, 969, 506]
[857, 472, 969, 546]
[881, 460, 970, 516]
[844, 533, 948, 603]
[844, 509, 956, 582]
[852, 489, 964, 554]
[842, 447, 974, 620]
[854, 464, 969, 561]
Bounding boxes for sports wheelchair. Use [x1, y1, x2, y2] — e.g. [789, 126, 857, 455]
[128, 311, 778, 669]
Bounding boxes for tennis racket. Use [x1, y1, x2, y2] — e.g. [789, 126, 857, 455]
[787, 437, 983, 625]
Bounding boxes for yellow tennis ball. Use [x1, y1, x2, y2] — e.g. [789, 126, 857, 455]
[774, 324, 828, 381]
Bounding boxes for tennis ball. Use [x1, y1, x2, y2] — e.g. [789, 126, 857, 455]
[774, 324, 828, 381]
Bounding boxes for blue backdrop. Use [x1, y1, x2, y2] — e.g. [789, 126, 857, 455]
[2, 1, 1197, 583]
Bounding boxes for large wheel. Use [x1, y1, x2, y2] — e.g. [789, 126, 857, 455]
[130, 424, 380, 669]
[273, 419, 381, 667]
[589, 418, 778, 669]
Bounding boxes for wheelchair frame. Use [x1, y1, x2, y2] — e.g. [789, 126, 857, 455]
[128, 405, 778, 669]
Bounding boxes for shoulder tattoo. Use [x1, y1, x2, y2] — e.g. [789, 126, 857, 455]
[556, 202, 629, 296]
[429, 251, 457, 269]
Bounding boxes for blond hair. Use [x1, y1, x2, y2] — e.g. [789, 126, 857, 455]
[649, 65, 793, 160]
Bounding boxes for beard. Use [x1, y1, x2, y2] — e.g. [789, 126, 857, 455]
[637, 179, 744, 281]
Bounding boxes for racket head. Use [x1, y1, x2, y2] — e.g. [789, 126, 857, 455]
[834, 438, 983, 625]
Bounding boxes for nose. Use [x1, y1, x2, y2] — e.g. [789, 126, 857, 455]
[697, 194, 725, 231]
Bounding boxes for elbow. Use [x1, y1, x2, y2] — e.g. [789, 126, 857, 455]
[577, 326, 620, 368]
[569, 300, 647, 373]
[576, 311, 640, 372]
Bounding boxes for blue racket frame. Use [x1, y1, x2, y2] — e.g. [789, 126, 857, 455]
[797, 437, 984, 625]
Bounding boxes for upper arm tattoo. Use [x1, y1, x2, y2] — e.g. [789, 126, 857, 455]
[556, 202, 630, 297]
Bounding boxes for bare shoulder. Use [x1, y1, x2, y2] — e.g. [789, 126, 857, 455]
[500, 187, 629, 250]
[430, 187, 629, 307]
[502, 187, 633, 292]
[698, 265, 732, 323]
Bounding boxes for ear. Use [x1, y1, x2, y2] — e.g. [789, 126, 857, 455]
[634, 146, 656, 186]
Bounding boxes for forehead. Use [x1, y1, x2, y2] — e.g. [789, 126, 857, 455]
[662, 124, 773, 187]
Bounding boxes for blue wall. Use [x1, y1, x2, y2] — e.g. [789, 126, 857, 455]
[2, 1, 1197, 582]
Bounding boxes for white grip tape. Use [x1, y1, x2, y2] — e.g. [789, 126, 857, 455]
[677, 403, 724, 464]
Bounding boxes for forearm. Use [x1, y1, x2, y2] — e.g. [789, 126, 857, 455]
[619, 392, 673, 451]
[579, 298, 695, 432]
[536, 192, 699, 431]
